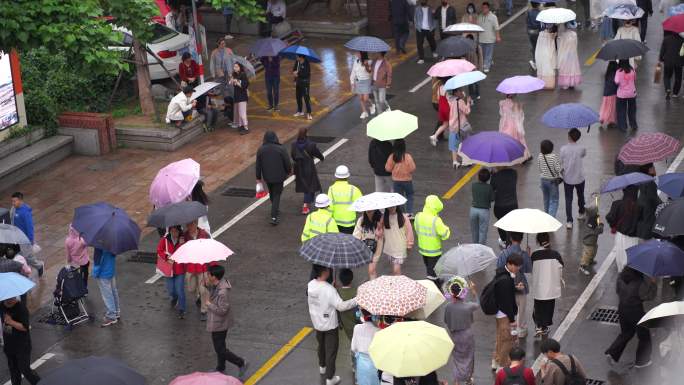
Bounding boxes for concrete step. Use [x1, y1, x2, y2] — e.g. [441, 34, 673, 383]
[0, 135, 74, 188]
[288, 17, 368, 37]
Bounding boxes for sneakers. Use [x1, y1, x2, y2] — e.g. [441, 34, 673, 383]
[101, 318, 118, 328]
[178, 311, 185, 319]
[605, 354, 618, 366]
[535, 327, 544, 338]
[307, 114, 313, 120]
[238, 360, 250, 380]
[301, 204, 310, 215]
[429, 135, 437, 147]
[293, 111, 303, 117]
[360, 111, 369, 119]
[266, 106, 274, 111]
[319, 366, 326, 374]
[634, 360, 652, 369]
[369, 104, 376, 115]
[566, 222, 573, 229]
[483, 68, 490, 73]
[432, 52, 438, 58]
[200, 312, 207, 322]
[238, 126, 249, 135]
[225, 34, 234, 40]
[497, 238, 506, 249]
[417, 59, 425, 64]
[491, 359, 498, 371]
[326, 376, 341, 385]
[270, 217, 279, 226]
[579, 265, 592, 276]
[452, 161, 460, 169]
[577, 213, 586, 220]
[674, 93, 680, 98]
[529, 60, 537, 70]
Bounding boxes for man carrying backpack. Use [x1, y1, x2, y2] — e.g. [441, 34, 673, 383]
[494, 347, 535, 385]
[537, 339, 587, 385]
[480, 253, 522, 371]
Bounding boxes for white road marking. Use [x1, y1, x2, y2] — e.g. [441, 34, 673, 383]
[145, 138, 350, 284]
[407, 6, 529, 93]
[2, 353, 54, 385]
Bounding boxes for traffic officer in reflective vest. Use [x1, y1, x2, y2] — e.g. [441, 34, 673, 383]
[413, 195, 451, 283]
[301, 193, 339, 243]
[327, 165, 362, 235]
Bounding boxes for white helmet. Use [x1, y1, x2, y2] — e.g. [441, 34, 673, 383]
[334, 165, 350, 179]
[315, 194, 331, 208]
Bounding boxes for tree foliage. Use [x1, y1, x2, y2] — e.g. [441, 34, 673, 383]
[205, 0, 265, 22]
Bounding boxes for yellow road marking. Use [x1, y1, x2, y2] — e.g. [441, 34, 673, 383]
[584, 47, 601, 67]
[244, 327, 313, 385]
[442, 165, 482, 200]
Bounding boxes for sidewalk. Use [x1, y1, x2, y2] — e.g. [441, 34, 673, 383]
[1, 34, 417, 310]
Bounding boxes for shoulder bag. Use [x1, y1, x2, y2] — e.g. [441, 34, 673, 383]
[543, 154, 563, 185]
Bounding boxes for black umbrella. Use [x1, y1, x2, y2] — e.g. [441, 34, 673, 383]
[38, 356, 145, 385]
[436, 36, 476, 58]
[597, 39, 649, 61]
[147, 201, 207, 228]
[653, 199, 684, 237]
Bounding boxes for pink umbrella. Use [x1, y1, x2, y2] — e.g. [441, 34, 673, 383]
[149, 158, 200, 208]
[169, 372, 242, 385]
[426, 59, 475, 77]
[617, 133, 681, 165]
[171, 238, 234, 264]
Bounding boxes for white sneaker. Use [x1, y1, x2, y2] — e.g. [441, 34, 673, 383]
[432, 52, 438, 58]
[319, 366, 326, 374]
[429, 135, 437, 147]
[293, 112, 303, 117]
[360, 112, 369, 119]
[483, 68, 490, 73]
[577, 213, 586, 220]
[529, 60, 537, 70]
[417, 59, 425, 64]
[566, 222, 573, 229]
[326, 376, 341, 385]
[453, 161, 460, 169]
[369, 104, 376, 115]
[497, 238, 506, 249]
[491, 359, 498, 371]
[225, 34, 235, 40]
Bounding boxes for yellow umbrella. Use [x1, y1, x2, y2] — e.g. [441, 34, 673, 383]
[369, 321, 454, 377]
[406, 280, 446, 320]
[366, 110, 418, 141]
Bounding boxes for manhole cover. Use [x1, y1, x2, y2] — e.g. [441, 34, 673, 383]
[308, 136, 336, 144]
[586, 379, 606, 385]
[86, 159, 119, 172]
[588, 306, 620, 324]
[222, 187, 255, 197]
[128, 251, 156, 264]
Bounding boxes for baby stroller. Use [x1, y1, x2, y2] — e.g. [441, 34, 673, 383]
[51, 266, 89, 328]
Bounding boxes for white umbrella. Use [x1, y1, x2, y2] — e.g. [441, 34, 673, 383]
[638, 301, 684, 328]
[602, 4, 644, 19]
[406, 280, 446, 320]
[189, 81, 221, 101]
[493, 208, 562, 233]
[444, 71, 486, 91]
[536, 8, 577, 24]
[350, 192, 407, 212]
[600, 0, 636, 12]
[435, 243, 497, 277]
[444, 23, 484, 33]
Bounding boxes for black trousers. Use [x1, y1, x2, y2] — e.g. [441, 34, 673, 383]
[605, 304, 652, 365]
[616, 97, 637, 131]
[416, 29, 437, 60]
[266, 182, 284, 219]
[533, 298, 556, 328]
[563, 181, 586, 223]
[392, 23, 409, 52]
[316, 329, 339, 380]
[6, 350, 40, 385]
[211, 330, 245, 372]
[338, 226, 354, 235]
[225, 14, 233, 34]
[639, 15, 648, 42]
[664, 65, 683, 95]
[527, 30, 539, 60]
[422, 255, 440, 279]
[79, 262, 90, 289]
[295, 82, 311, 113]
[493, 204, 518, 241]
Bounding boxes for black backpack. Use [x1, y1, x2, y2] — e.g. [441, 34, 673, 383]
[480, 274, 504, 315]
[502, 366, 527, 385]
[551, 355, 586, 385]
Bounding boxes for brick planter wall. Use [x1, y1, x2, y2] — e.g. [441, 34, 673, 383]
[58, 112, 116, 154]
[368, 0, 392, 38]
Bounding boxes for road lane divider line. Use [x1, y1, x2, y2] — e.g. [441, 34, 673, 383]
[584, 47, 601, 67]
[409, 77, 432, 93]
[442, 165, 482, 200]
[2, 353, 55, 385]
[146, 138, 349, 284]
[244, 327, 313, 385]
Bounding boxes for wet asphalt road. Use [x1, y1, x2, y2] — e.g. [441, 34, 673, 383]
[2, 5, 684, 385]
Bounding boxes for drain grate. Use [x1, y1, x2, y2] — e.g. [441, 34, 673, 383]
[128, 251, 156, 264]
[308, 136, 336, 144]
[586, 379, 606, 385]
[588, 307, 620, 324]
[222, 187, 256, 197]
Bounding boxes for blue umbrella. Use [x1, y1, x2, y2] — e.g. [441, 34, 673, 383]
[250, 37, 287, 57]
[72, 202, 141, 255]
[444, 71, 486, 91]
[657, 172, 684, 198]
[0, 272, 35, 301]
[601, 172, 654, 193]
[279, 45, 321, 63]
[541, 103, 599, 129]
[627, 239, 684, 277]
[344, 36, 391, 53]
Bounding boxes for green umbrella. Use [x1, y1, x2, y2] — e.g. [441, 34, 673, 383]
[366, 110, 418, 141]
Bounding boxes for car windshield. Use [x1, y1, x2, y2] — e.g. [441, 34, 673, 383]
[150, 23, 179, 44]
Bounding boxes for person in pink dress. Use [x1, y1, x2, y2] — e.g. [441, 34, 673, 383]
[498, 94, 530, 160]
[599, 61, 618, 128]
[447, 89, 472, 168]
[429, 78, 451, 147]
[557, 22, 582, 89]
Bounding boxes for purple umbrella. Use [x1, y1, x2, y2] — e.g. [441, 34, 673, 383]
[458, 131, 526, 167]
[541, 103, 599, 130]
[496, 75, 545, 94]
[250, 37, 287, 57]
[601, 172, 654, 193]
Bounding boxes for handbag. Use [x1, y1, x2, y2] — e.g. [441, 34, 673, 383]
[654, 63, 663, 84]
[543, 154, 563, 185]
[156, 255, 173, 277]
[363, 238, 378, 253]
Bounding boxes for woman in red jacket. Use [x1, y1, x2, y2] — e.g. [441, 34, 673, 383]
[183, 220, 211, 321]
[157, 226, 187, 319]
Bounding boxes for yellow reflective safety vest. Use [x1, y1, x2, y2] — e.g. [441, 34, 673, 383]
[327, 180, 362, 228]
[414, 195, 451, 257]
[301, 208, 339, 243]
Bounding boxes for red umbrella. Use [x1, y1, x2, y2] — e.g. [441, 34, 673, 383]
[663, 14, 684, 33]
[617, 133, 681, 165]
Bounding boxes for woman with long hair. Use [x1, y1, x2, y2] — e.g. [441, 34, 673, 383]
[191, 181, 211, 235]
[291, 127, 324, 215]
[498, 94, 530, 159]
[351, 51, 373, 119]
[599, 61, 619, 128]
[535, 23, 558, 89]
[614, 59, 638, 132]
[353, 210, 384, 279]
[381, 205, 414, 275]
[606, 186, 641, 271]
[385, 139, 416, 216]
[230, 62, 250, 134]
[429, 77, 450, 146]
[156, 225, 186, 319]
[557, 22, 582, 89]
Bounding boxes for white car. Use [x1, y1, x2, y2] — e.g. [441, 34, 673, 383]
[111, 23, 190, 81]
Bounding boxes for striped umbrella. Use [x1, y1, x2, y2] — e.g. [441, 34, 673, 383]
[617, 133, 681, 165]
[299, 233, 372, 268]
